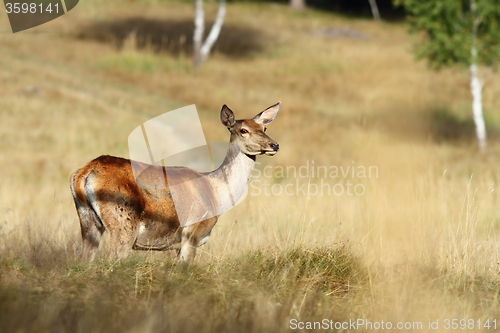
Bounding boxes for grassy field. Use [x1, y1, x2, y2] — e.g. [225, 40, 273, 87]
[1, 0, 500, 331]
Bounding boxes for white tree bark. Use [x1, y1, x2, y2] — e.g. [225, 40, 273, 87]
[193, 0, 226, 68]
[368, 0, 381, 21]
[193, 0, 205, 67]
[200, 0, 226, 63]
[290, 0, 306, 11]
[469, 0, 486, 152]
[470, 63, 486, 152]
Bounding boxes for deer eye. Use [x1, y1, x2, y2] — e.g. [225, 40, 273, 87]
[240, 129, 249, 134]
[264, 127, 267, 132]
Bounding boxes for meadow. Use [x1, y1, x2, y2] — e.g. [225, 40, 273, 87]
[1, 0, 500, 331]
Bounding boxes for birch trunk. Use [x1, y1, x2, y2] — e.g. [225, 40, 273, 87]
[470, 63, 486, 152]
[290, 0, 306, 11]
[193, 0, 204, 67]
[469, 0, 486, 152]
[368, 0, 381, 21]
[193, 0, 226, 68]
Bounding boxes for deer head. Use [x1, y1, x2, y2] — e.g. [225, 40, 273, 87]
[220, 102, 280, 156]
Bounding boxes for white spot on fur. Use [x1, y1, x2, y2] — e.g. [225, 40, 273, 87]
[138, 223, 146, 236]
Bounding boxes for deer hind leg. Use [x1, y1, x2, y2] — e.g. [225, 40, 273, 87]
[107, 226, 136, 260]
[77, 206, 104, 261]
[104, 204, 139, 260]
[71, 171, 104, 262]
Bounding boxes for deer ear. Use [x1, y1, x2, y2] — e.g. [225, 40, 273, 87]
[220, 104, 236, 128]
[253, 102, 280, 125]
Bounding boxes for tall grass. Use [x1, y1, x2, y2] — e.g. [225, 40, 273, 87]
[0, 242, 362, 333]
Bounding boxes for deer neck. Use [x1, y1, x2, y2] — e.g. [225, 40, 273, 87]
[206, 142, 256, 212]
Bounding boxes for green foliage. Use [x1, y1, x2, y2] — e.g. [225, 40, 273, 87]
[396, 0, 500, 69]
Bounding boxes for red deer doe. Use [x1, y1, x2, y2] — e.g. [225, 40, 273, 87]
[70, 103, 280, 262]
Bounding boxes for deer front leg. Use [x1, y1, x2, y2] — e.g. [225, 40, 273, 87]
[179, 228, 198, 263]
[177, 217, 218, 263]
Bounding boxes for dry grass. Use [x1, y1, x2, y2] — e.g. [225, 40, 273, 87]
[1, 0, 500, 331]
[0, 244, 361, 332]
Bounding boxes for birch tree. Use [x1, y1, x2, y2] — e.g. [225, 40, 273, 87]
[290, 0, 306, 11]
[398, 0, 500, 152]
[193, 0, 226, 68]
[368, 0, 381, 21]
